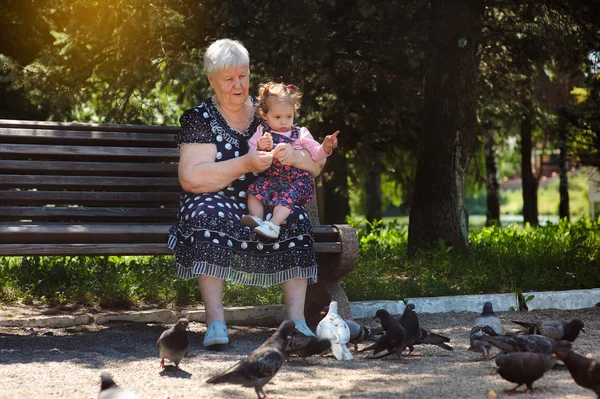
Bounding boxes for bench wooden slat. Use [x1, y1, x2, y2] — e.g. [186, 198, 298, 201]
[0, 207, 178, 222]
[0, 222, 340, 244]
[0, 242, 341, 256]
[0, 119, 181, 134]
[1, 175, 181, 191]
[1, 144, 179, 161]
[0, 160, 178, 177]
[0, 127, 177, 147]
[0, 191, 180, 206]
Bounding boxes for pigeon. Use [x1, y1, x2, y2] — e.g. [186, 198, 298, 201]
[374, 307, 451, 354]
[494, 352, 556, 394]
[316, 301, 353, 360]
[157, 318, 190, 370]
[99, 372, 139, 399]
[511, 319, 585, 342]
[320, 305, 372, 351]
[555, 348, 600, 396]
[374, 309, 400, 332]
[285, 334, 331, 358]
[206, 320, 295, 399]
[366, 303, 420, 361]
[468, 301, 503, 359]
[410, 328, 453, 354]
[345, 319, 372, 351]
[480, 333, 572, 355]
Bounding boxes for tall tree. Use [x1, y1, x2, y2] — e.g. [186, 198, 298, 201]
[408, 0, 484, 255]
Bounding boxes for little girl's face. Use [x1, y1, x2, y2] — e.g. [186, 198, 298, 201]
[264, 101, 294, 132]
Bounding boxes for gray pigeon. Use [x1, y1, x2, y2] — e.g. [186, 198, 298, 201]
[468, 301, 502, 359]
[157, 318, 189, 370]
[495, 352, 556, 394]
[374, 308, 451, 354]
[345, 319, 372, 351]
[285, 334, 331, 358]
[367, 304, 420, 361]
[99, 372, 139, 399]
[511, 319, 585, 342]
[320, 305, 372, 351]
[207, 320, 295, 399]
[555, 348, 600, 396]
[374, 309, 400, 332]
[480, 333, 572, 355]
[410, 328, 453, 354]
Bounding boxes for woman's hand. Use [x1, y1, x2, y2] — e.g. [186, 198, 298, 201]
[244, 150, 273, 173]
[272, 143, 294, 165]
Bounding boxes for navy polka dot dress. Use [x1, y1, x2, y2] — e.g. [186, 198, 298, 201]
[167, 97, 318, 286]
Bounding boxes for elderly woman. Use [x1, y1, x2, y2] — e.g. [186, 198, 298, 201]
[168, 39, 328, 347]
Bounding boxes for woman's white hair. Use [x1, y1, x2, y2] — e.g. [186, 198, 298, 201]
[203, 39, 249, 75]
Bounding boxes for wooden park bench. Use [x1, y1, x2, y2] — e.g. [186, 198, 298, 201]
[0, 119, 358, 322]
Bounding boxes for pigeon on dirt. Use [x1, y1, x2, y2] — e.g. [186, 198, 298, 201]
[316, 301, 353, 360]
[555, 348, 600, 397]
[366, 303, 420, 361]
[285, 334, 331, 358]
[468, 301, 503, 359]
[99, 372, 139, 399]
[494, 352, 556, 394]
[373, 308, 452, 354]
[157, 318, 189, 370]
[374, 309, 400, 332]
[320, 305, 372, 351]
[409, 328, 453, 354]
[206, 320, 294, 399]
[480, 333, 572, 355]
[511, 319, 585, 342]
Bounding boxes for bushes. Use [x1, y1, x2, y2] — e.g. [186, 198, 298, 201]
[341, 218, 600, 301]
[1, 219, 599, 307]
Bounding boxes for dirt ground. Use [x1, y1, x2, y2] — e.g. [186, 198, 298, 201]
[0, 305, 599, 399]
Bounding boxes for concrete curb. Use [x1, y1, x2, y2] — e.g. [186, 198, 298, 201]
[1, 289, 598, 328]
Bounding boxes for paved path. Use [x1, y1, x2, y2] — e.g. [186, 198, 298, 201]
[1, 307, 598, 398]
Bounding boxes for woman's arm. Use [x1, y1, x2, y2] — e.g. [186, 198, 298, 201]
[178, 143, 273, 194]
[274, 144, 325, 178]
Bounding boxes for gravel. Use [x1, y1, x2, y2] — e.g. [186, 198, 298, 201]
[1, 306, 598, 398]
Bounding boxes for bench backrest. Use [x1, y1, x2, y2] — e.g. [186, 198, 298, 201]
[0, 119, 339, 256]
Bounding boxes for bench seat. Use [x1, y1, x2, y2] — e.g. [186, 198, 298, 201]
[0, 119, 358, 321]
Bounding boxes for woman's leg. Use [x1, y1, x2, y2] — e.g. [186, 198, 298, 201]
[198, 275, 225, 324]
[282, 278, 308, 320]
[282, 278, 315, 336]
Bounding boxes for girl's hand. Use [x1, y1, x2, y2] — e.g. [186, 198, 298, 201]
[244, 150, 273, 173]
[323, 130, 340, 154]
[257, 132, 273, 151]
[272, 143, 294, 165]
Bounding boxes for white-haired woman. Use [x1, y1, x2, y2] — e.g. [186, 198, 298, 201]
[168, 38, 328, 347]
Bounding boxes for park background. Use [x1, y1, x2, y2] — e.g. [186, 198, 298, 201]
[1, 0, 600, 309]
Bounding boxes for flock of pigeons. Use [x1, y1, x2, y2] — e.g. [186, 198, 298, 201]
[98, 300, 599, 399]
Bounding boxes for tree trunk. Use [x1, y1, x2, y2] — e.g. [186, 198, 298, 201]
[365, 153, 382, 225]
[408, 0, 484, 256]
[485, 128, 501, 226]
[558, 112, 570, 221]
[520, 97, 539, 226]
[321, 150, 350, 224]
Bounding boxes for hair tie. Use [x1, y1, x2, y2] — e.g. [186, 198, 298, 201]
[286, 85, 292, 89]
[264, 85, 269, 93]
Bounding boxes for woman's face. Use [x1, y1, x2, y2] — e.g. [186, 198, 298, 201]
[208, 65, 250, 108]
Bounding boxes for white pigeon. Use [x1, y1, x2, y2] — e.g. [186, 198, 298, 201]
[316, 301, 353, 360]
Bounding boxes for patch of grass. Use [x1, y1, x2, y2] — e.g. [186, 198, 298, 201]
[1, 218, 599, 308]
[341, 218, 600, 301]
